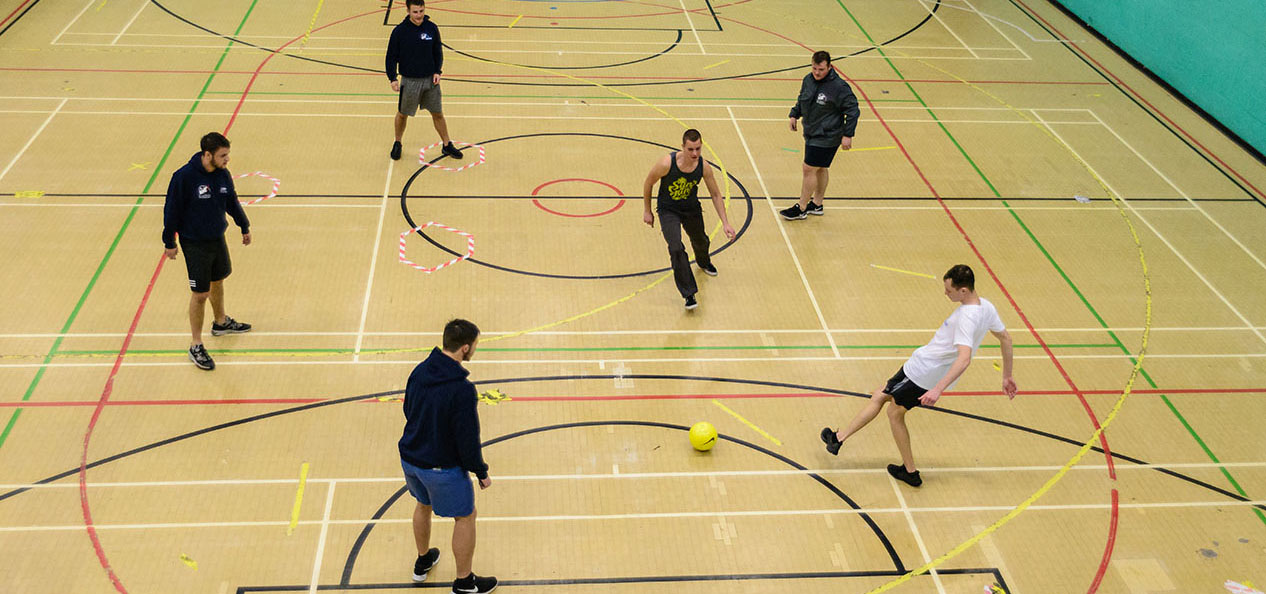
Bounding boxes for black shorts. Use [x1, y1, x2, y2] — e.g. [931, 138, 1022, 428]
[884, 366, 928, 410]
[180, 236, 232, 293]
[804, 143, 840, 168]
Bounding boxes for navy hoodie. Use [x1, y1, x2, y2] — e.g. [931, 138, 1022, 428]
[399, 348, 489, 480]
[788, 69, 860, 148]
[162, 153, 249, 249]
[385, 15, 443, 81]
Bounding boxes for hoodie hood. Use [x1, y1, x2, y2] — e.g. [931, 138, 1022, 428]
[418, 347, 469, 387]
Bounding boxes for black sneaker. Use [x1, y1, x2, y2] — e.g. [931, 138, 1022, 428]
[452, 573, 497, 594]
[188, 344, 215, 371]
[684, 295, 698, 310]
[412, 548, 440, 583]
[390, 141, 402, 160]
[211, 316, 251, 336]
[779, 204, 807, 220]
[442, 142, 464, 159]
[887, 463, 922, 487]
[805, 201, 824, 216]
[699, 262, 718, 276]
[820, 427, 842, 455]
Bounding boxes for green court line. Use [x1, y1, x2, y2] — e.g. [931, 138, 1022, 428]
[202, 90, 920, 102]
[836, 0, 1264, 525]
[0, 0, 261, 454]
[45, 342, 1118, 358]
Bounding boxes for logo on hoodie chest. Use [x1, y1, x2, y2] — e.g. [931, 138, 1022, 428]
[816, 92, 829, 106]
[197, 184, 211, 200]
[420, 33, 432, 41]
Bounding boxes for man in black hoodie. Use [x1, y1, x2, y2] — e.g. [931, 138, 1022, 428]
[399, 319, 497, 593]
[385, 0, 463, 161]
[162, 132, 253, 371]
[781, 51, 860, 221]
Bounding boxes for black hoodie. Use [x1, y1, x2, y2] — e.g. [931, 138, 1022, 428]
[161, 153, 249, 249]
[385, 15, 443, 81]
[788, 68, 860, 148]
[399, 347, 489, 480]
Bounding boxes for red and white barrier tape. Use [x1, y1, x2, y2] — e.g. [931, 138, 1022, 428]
[418, 141, 486, 172]
[398, 221, 476, 273]
[234, 171, 281, 205]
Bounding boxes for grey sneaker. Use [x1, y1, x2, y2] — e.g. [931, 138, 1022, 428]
[779, 204, 807, 220]
[805, 201, 824, 216]
[188, 344, 215, 370]
[412, 548, 440, 582]
[211, 316, 251, 336]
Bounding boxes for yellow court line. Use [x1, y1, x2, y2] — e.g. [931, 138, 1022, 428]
[869, 264, 936, 279]
[287, 462, 309, 536]
[507, 15, 523, 29]
[702, 59, 730, 70]
[297, 0, 326, 50]
[845, 145, 897, 152]
[712, 400, 782, 446]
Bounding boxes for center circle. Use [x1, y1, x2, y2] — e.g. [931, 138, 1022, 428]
[530, 178, 627, 218]
[400, 132, 755, 280]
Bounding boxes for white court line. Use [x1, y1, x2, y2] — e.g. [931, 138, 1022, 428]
[3, 500, 1264, 533]
[1087, 108, 1266, 273]
[308, 482, 336, 594]
[4, 352, 1265, 370]
[52, 0, 98, 45]
[6, 461, 1266, 490]
[936, 0, 1081, 44]
[2, 326, 1262, 339]
[0, 202, 1204, 213]
[919, 0, 977, 60]
[891, 479, 947, 594]
[0, 98, 66, 184]
[353, 160, 394, 362]
[959, 0, 1030, 60]
[0, 202, 378, 209]
[110, 0, 147, 46]
[823, 205, 1199, 211]
[728, 106, 840, 358]
[1031, 111, 1266, 347]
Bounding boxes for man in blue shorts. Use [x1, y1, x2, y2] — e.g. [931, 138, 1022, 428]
[400, 319, 497, 593]
[820, 265, 1019, 487]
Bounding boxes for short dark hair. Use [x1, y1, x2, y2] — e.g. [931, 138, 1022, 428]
[442, 319, 480, 351]
[200, 132, 230, 155]
[944, 264, 975, 291]
[406, 0, 424, 7]
[812, 50, 831, 65]
[682, 128, 701, 144]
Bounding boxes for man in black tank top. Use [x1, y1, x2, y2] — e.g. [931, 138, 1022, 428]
[642, 129, 736, 310]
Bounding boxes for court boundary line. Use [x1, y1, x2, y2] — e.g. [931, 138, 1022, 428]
[352, 160, 393, 362]
[0, 97, 65, 183]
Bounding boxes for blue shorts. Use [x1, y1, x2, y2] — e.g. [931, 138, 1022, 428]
[401, 460, 475, 518]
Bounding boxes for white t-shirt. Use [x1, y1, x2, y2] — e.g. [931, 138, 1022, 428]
[902, 297, 1005, 390]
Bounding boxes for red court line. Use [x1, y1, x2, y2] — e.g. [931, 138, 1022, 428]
[1012, 0, 1265, 202]
[79, 253, 168, 594]
[0, 0, 35, 29]
[0, 67, 1109, 86]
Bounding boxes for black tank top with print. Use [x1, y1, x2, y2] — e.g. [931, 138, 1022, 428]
[656, 152, 704, 213]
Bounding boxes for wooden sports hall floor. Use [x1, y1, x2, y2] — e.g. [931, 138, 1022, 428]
[1, 0, 1265, 592]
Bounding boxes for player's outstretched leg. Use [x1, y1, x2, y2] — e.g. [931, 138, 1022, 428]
[822, 388, 891, 455]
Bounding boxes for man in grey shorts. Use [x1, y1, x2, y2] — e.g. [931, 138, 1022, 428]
[385, 0, 463, 161]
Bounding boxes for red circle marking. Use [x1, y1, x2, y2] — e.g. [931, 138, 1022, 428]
[531, 178, 626, 218]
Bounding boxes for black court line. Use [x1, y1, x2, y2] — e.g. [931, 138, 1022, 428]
[444, 30, 682, 70]
[338, 421, 906, 587]
[704, 0, 722, 31]
[0, 0, 42, 37]
[1010, 0, 1265, 209]
[5, 193, 1257, 203]
[3, 375, 1262, 515]
[237, 567, 1007, 592]
[399, 131, 756, 280]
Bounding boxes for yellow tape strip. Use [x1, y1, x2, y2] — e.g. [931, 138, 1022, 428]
[712, 399, 782, 446]
[287, 462, 309, 536]
[869, 264, 935, 279]
[702, 59, 730, 70]
[297, 0, 326, 50]
[507, 14, 522, 28]
[845, 145, 897, 152]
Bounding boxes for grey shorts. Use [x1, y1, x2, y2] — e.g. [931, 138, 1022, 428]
[398, 76, 442, 116]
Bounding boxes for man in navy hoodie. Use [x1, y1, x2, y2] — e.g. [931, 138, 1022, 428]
[162, 132, 252, 371]
[780, 51, 860, 221]
[400, 319, 497, 593]
[385, 0, 464, 161]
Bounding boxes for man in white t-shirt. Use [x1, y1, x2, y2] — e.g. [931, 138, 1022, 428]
[821, 264, 1018, 487]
